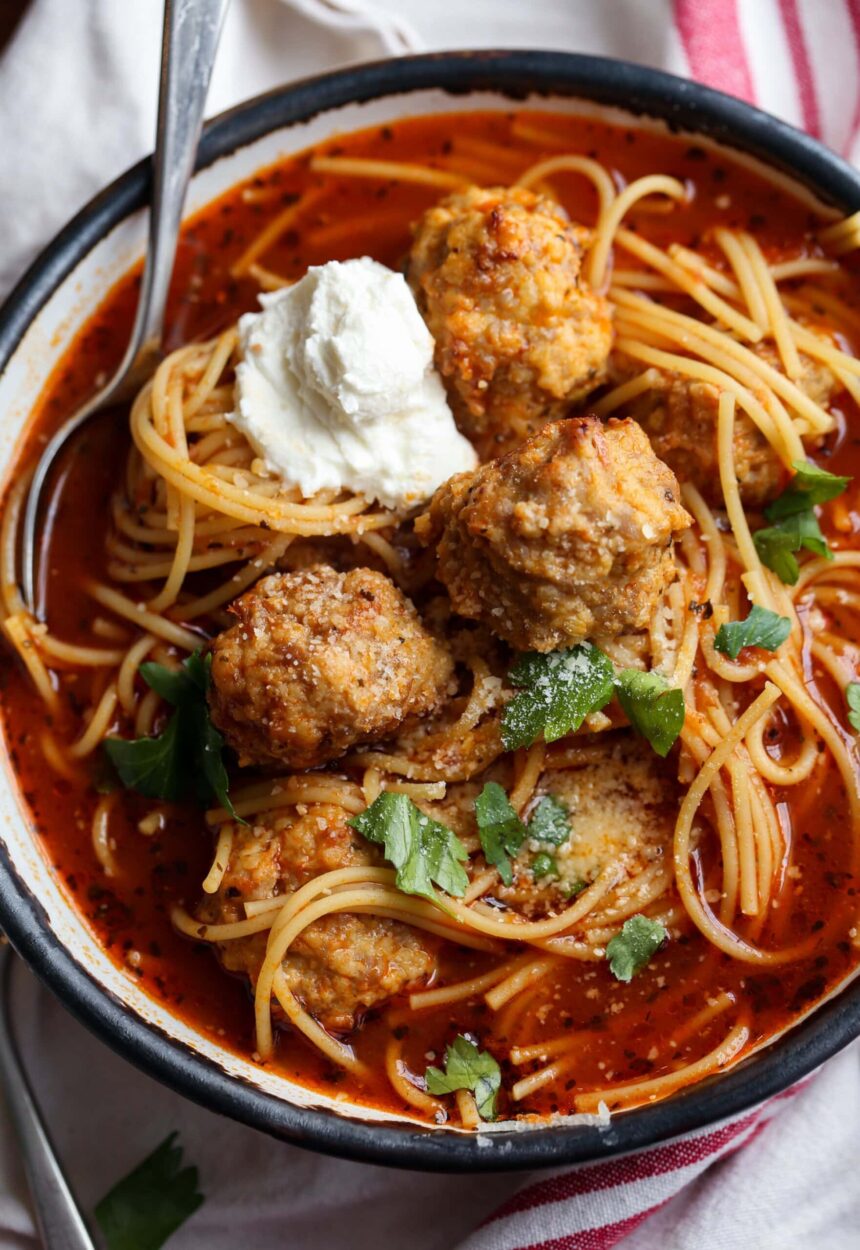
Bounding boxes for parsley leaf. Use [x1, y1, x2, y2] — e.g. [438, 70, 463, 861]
[189, 700, 234, 813]
[502, 644, 615, 749]
[562, 880, 586, 900]
[754, 509, 831, 585]
[105, 716, 186, 803]
[765, 460, 850, 519]
[713, 605, 792, 660]
[138, 659, 198, 704]
[528, 794, 571, 846]
[614, 670, 685, 757]
[846, 682, 860, 733]
[753, 461, 849, 585]
[94, 1133, 203, 1250]
[606, 915, 668, 982]
[425, 1035, 502, 1120]
[532, 851, 558, 879]
[474, 782, 526, 886]
[349, 791, 468, 903]
[104, 651, 240, 819]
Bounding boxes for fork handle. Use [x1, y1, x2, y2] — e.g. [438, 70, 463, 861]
[126, 0, 231, 366]
[0, 951, 96, 1249]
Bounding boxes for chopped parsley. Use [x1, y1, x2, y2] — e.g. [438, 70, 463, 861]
[606, 915, 668, 982]
[501, 644, 615, 749]
[349, 791, 468, 904]
[94, 1133, 203, 1250]
[474, 781, 526, 886]
[561, 880, 586, 900]
[754, 460, 850, 585]
[614, 669, 685, 757]
[713, 605, 792, 660]
[528, 794, 571, 846]
[766, 460, 850, 516]
[104, 652, 239, 818]
[425, 1035, 502, 1120]
[753, 510, 830, 585]
[531, 851, 558, 879]
[846, 682, 860, 733]
[502, 646, 684, 758]
[475, 788, 573, 887]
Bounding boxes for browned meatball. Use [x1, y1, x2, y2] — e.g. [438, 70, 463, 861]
[612, 337, 837, 507]
[209, 566, 454, 770]
[197, 804, 435, 1031]
[497, 736, 679, 919]
[407, 185, 613, 458]
[416, 417, 691, 653]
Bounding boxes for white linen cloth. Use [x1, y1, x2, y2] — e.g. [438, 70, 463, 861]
[1, 2, 860, 1247]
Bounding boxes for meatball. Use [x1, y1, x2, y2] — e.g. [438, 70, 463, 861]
[497, 736, 678, 919]
[613, 338, 837, 507]
[197, 804, 435, 1031]
[416, 416, 691, 652]
[209, 566, 454, 770]
[407, 185, 613, 458]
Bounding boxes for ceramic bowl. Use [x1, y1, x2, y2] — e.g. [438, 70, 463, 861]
[1, 51, 858, 1171]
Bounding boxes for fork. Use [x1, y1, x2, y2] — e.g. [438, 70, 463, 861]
[0, 942, 96, 1249]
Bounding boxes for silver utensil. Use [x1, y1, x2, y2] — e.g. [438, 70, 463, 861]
[3, 4, 228, 1236]
[20, 0, 230, 617]
[0, 942, 96, 1249]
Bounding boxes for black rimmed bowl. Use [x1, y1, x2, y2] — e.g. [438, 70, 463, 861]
[0, 50, 858, 1172]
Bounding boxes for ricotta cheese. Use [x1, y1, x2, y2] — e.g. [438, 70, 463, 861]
[231, 257, 477, 509]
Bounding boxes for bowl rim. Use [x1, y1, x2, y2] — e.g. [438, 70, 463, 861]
[1, 48, 860, 1173]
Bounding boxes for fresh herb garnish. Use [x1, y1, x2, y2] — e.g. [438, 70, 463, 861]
[349, 791, 469, 904]
[94, 1133, 203, 1250]
[562, 880, 586, 900]
[846, 682, 860, 733]
[766, 460, 850, 517]
[753, 510, 830, 585]
[501, 644, 615, 750]
[531, 852, 558, 879]
[425, 1035, 502, 1121]
[106, 715, 185, 803]
[614, 670, 685, 757]
[606, 915, 668, 982]
[474, 782, 526, 887]
[713, 605, 792, 660]
[528, 794, 571, 846]
[104, 652, 239, 818]
[754, 461, 850, 585]
[502, 646, 685, 758]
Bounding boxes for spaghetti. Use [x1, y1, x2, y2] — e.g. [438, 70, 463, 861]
[2, 107, 859, 1130]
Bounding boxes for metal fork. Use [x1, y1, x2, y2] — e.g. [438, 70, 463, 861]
[0, 942, 96, 1249]
[19, 0, 230, 618]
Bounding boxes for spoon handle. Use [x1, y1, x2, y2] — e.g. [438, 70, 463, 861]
[0, 947, 96, 1250]
[20, 0, 230, 617]
[130, 0, 231, 363]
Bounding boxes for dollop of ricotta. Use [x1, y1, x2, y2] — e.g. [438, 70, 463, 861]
[231, 257, 477, 509]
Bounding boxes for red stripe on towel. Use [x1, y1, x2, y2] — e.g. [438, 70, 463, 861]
[674, 0, 756, 103]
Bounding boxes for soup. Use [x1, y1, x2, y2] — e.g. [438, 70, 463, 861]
[3, 108, 860, 1130]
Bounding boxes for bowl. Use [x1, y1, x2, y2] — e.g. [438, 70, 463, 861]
[1, 50, 859, 1172]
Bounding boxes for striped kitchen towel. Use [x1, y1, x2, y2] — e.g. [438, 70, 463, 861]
[459, 1082, 809, 1249]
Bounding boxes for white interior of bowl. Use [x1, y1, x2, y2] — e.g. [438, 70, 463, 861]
[0, 85, 851, 1134]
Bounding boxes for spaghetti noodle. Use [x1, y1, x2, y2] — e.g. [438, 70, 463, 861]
[2, 107, 859, 1130]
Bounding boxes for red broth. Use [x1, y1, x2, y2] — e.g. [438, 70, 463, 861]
[2, 109, 859, 1121]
